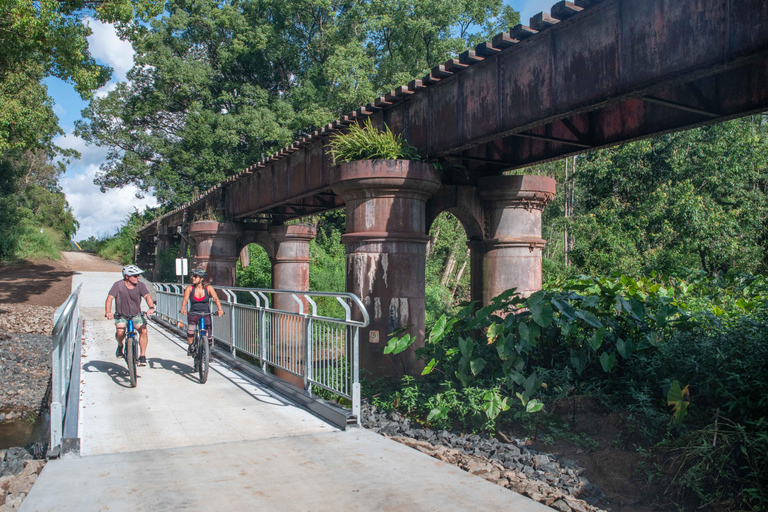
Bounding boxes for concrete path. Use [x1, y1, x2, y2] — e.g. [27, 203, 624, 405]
[22, 270, 548, 511]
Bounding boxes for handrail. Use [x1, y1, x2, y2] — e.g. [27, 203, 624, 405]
[50, 284, 83, 457]
[152, 284, 369, 424]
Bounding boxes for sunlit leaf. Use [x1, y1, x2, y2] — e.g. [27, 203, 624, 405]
[526, 399, 544, 413]
[487, 323, 504, 344]
[421, 358, 437, 375]
[667, 380, 690, 424]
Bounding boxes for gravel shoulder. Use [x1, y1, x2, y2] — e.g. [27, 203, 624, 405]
[0, 252, 121, 415]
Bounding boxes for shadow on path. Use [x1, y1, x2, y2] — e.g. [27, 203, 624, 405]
[82, 360, 135, 388]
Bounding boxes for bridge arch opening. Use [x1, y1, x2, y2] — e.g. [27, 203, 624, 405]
[425, 210, 477, 328]
[236, 243, 272, 289]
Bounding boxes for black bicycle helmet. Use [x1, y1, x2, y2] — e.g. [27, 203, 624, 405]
[190, 268, 207, 278]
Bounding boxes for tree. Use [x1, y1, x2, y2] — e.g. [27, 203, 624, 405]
[566, 116, 768, 276]
[76, 0, 518, 206]
[0, 0, 161, 156]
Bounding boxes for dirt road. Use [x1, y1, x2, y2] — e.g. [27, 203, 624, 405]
[0, 252, 122, 307]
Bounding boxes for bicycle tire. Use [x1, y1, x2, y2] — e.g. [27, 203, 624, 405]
[126, 335, 137, 387]
[198, 334, 209, 384]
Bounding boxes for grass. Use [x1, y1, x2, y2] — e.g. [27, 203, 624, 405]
[13, 221, 67, 260]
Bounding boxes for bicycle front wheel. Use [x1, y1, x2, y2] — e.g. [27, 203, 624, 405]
[126, 336, 137, 388]
[198, 335, 209, 384]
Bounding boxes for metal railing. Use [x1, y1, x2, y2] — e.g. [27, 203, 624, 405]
[153, 284, 369, 422]
[50, 284, 83, 456]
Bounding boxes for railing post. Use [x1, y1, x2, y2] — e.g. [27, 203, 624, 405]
[352, 325, 361, 425]
[304, 316, 312, 395]
[230, 290, 237, 357]
[50, 338, 62, 450]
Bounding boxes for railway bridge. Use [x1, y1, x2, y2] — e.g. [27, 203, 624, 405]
[136, 0, 768, 377]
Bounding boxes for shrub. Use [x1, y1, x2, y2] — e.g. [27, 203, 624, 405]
[327, 118, 422, 164]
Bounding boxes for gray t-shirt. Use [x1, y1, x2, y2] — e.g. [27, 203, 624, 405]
[108, 280, 150, 318]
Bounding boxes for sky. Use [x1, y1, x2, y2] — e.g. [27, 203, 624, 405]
[49, 0, 553, 241]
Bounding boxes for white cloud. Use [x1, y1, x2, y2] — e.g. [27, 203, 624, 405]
[55, 134, 110, 169]
[61, 164, 158, 241]
[95, 80, 119, 99]
[53, 103, 66, 117]
[85, 18, 135, 82]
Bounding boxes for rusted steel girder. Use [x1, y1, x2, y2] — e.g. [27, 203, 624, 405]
[137, 0, 768, 236]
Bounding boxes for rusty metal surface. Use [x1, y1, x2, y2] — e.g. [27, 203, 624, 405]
[137, 0, 768, 237]
[478, 176, 556, 302]
[331, 160, 441, 378]
[188, 221, 243, 287]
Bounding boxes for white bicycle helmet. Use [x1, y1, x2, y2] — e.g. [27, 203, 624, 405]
[122, 265, 144, 278]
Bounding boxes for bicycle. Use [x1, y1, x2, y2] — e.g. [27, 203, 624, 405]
[119, 314, 144, 388]
[191, 315, 211, 384]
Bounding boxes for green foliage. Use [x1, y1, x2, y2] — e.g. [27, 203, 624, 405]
[95, 208, 163, 264]
[0, 0, 162, 156]
[13, 221, 68, 260]
[236, 244, 272, 289]
[76, 0, 517, 205]
[565, 118, 768, 276]
[0, 150, 78, 261]
[327, 118, 422, 164]
[366, 271, 768, 508]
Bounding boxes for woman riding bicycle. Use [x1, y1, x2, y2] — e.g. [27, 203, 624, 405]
[179, 268, 224, 356]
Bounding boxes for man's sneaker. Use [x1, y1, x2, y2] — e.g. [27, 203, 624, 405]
[139, 356, 147, 366]
[187, 345, 194, 357]
[116, 345, 123, 358]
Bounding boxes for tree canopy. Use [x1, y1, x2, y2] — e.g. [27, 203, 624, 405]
[76, 0, 519, 205]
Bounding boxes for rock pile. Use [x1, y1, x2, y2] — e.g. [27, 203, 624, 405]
[0, 306, 55, 335]
[361, 405, 607, 512]
[0, 330, 51, 417]
[0, 446, 46, 511]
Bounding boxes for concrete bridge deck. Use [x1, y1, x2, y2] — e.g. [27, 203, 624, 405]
[21, 271, 548, 511]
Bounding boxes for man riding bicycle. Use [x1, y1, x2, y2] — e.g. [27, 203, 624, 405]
[179, 268, 223, 357]
[105, 265, 155, 366]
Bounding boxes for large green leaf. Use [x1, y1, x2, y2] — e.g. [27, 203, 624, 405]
[483, 390, 510, 420]
[486, 323, 504, 344]
[383, 334, 413, 354]
[552, 299, 577, 320]
[531, 303, 554, 328]
[588, 326, 607, 351]
[570, 349, 587, 375]
[421, 358, 438, 375]
[458, 337, 474, 357]
[470, 358, 487, 376]
[599, 351, 616, 372]
[576, 310, 603, 328]
[526, 399, 544, 413]
[616, 338, 634, 358]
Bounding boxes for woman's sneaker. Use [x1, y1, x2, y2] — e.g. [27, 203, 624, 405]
[116, 345, 123, 358]
[187, 345, 194, 356]
[139, 356, 147, 366]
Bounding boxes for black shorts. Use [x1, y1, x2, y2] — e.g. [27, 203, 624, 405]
[187, 313, 212, 340]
